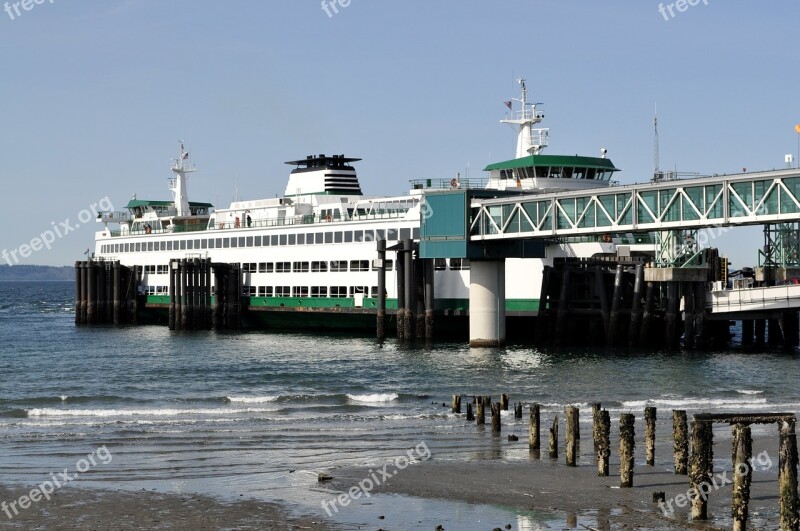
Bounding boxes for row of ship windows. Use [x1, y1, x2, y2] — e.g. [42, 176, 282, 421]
[141, 258, 471, 275]
[101, 227, 420, 255]
[144, 285, 378, 298]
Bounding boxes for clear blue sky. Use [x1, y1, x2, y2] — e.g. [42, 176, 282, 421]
[1, 0, 797, 267]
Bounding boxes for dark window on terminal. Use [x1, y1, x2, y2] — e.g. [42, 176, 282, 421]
[279, 234, 287, 246]
[344, 231, 353, 243]
[306, 232, 314, 244]
[147, 242, 154, 252]
[375, 229, 385, 241]
[180, 240, 186, 250]
[231, 237, 238, 248]
[238, 237, 245, 247]
[258, 263, 267, 273]
[297, 233, 305, 245]
[124, 243, 129, 253]
[363, 230, 374, 242]
[200, 239, 206, 250]
[315, 232, 323, 244]
[187, 240, 194, 250]
[246, 237, 254, 247]
[334, 232, 343, 243]
[288, 234, 296, 245]
[413, 228, 420, 239]
[166, 241, 172, 251]
[350, 260, 369, 272]
[354, 230, 364, 242]
[325, 232, 333, 244]
[271, 235, 278, 246]
[216, 238, 222, 248]
[387, 228, 398, 241]
[400, 228, 411, 241]
[135, 243, 141, 252]
[255, 236, 262, 246]
[208, 238, 215, 249]
[223, 238, 230, 248]
[195, 239, 200, 249]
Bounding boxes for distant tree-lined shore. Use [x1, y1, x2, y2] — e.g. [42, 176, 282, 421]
[0, 265, 74, 281]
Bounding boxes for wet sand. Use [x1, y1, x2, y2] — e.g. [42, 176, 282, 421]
[327, 428, 786, 530]
[0, 485, 338, 530]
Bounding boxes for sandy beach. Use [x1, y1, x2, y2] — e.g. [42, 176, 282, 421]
[0, 485, 337, 530]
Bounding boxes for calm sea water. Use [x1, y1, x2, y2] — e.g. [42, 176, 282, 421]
[1, 281, 798, 528]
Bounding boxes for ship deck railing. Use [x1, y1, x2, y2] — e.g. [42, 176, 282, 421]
[106, 209, 413, 237]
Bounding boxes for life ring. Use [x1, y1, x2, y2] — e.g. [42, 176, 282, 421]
[325, 214, 332, 222]
[450, 178, 459, 188]
[602, 234, 611, 243]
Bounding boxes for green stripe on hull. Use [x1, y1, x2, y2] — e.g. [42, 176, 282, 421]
[148, 295, 539, 312]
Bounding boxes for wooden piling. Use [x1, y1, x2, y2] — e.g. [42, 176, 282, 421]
[451, 394, 461, 414]
[530, 403, 540, 450]
[514, 402, 522, 419]
[566, 406, 578, 467]
[180, 259, 188, 330]
[74, 262, 82, 325]
[86, 259, 95, 324]
[96, 261, 106, 324]
[665, 282, 679, 348]
[500, 393, 509, 411]
[79, 261, 88, 325]
[689, 420, 713, 520]
[755, 318, 766, 344]
[112, 261, 121, 325]
[595, 267, 610, 336]
[549, 416, 559, 458]
[403, 239, 415, 338]
[591, 402, 601, 455]
[607, 265, 624, 345]
[742, 319, 754, 345]
[683, 282, 696, 349]
[732, 423, 752, 531]
[673, 410, 689, 475]
[598, 410, 610, 477]
[476, 401, 485, 425]
[628, 264, 644, 346]
[535, 265, 552, 343]
[491, 403, 501, 434]
[482, 395, 491, 406]
[466, 403, 474, 421]
[424, 258, 434, 339]
[645, 406, 656, 466]
[639, 281, 655, 346]
[554, 268, 570, 344]
[779, 419, 799, 530]
[619, 413, 635, 487]
[396, 245, 405, 340]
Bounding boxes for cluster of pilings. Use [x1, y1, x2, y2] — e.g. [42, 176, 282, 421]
[448, 397, 800, 528]
[169, 258, 211, 331]
[739, 312, 800, 349]
[380, 239, 434, 341]
[536, 260, 665, 347]
[168, 259, 242, 331]
[535, 257, 735, 349]
[74, 260, 139, 325]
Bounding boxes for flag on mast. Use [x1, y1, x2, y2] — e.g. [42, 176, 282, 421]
[503, 101, 513, 110]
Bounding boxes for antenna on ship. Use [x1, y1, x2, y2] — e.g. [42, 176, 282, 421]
[501, 78, 549, 158]
[653, 104, 661, 182]
[170, 141, 196, 217]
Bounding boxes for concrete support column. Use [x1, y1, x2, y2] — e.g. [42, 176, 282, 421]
[469, 259, 506, 347]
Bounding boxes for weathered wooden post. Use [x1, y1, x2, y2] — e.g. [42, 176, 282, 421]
[690, 420, 713, 520]
[619, 413, 635, 487]
[607, 264, 624, 345]
[732, 423, 752, 531]
[74, 261, 82, 325]
[168, 259, 176, 330]
[514, 401, 522, 419]
[673, 410, 689, 475]
[451, 394, 461, 414]
[628, 264, 644, 346]
[396, 246, 405, 339]
[466, 402, 474, 421]
[530, 404, 541, 450]
[86, 259, 95, 324]
[482, 395, 492, 406]
[376, 240, 387, 339]
[645, 406, 657, 466]
[598, 409, 610, 477]
[779, 419, 799, 530]
[402, 239, 415, 338]
[424, 258, 434, 339]
[549, 416, 559, 458]
[566, 406, 578, 467]
[491, 403, 501, 434]
[591, 402, 602, 454]
[500, 394, 509, 411]
[476, 401, 485, 425]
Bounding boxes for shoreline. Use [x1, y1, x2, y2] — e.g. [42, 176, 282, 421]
[0, 484, 338, 530]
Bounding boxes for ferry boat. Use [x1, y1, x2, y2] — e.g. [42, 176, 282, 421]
[93, 80, 651, 331]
